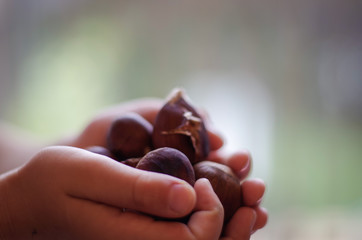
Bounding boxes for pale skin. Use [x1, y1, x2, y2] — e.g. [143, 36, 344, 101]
[0, 98, 268, 240]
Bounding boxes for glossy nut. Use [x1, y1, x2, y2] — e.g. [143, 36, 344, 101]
[152, 89, 210, 164]
[193, 161, 241, 222]
[107, 112, 153, 160]
[122, 157, 141, 168]
[136, 147, 195, 186]
[85, 146, 114, 159]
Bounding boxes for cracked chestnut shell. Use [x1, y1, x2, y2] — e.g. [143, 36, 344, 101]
[152, 89, 210, 164]
[193, 161, 241, 222]
[107, 112, 153, 161]
[136, 147, 195, 186]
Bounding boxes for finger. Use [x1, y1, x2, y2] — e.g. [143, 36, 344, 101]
[225, 151, 251, 180]
[45, 146, 196, 219]
[196, 107, 224, 151]
[187, 178, 224, 240]
[65, 196, 193, 240]
[72, 99, 163, 148]
[97, 98, 163, 124]
[241, 179, 265, 207]
[67, 179, 225, 240]
[221, 207, 256, 240]
[208, 130, 224, 151]
[252, 206, 268, 232]
[65, 197, 127, 240]
[208, 150, 251, 180]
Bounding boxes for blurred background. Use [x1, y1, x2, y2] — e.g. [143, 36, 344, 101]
[1, 0, 362, 239]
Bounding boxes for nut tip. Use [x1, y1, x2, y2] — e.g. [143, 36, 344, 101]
[166, 87, 193, 105]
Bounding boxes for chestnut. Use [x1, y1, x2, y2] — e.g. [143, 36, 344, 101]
[107, 112, 153, 161]
[136, 147, 195, 186]
[85, 146, 114, 159]
[122, 157, 141, 168]
[193, 161, 241, 222]
[152, 89, 210, 164]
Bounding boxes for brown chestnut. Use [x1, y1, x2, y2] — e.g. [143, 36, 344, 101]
[107, 112, 153, 160]
[193, 161, 240, 222]
[122, 157, 141, 168]
[136, 147, 195, 186]
[85, 146, 114, 159]
[152, 89, 210, 164]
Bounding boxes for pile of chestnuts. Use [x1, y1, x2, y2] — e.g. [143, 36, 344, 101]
[87, 88, 241, 223]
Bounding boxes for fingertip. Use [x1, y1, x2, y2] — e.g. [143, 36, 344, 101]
[195, 177, 212, 189]
[223, 207, 256, 239]
[208, 130, 224, 150]
[193, 178, 223, 214]
[193, 178, 215, 201]
[130, 172, 197, 219]
[207, 150, 252, 180]
[238, 207, 257, 231]
[252, 207, 268, 232]
[187, 178, 224, 239]
[168, 182, 196, 216]
[241, 179, 266, 207]
[226, 150, 251, 179]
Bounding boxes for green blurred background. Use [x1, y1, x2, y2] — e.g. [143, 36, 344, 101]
[1, 1, 362, 239]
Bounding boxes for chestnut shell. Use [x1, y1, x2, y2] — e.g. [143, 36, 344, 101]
[193, 161, 241, 222]
[152, 89, 210, 164]
[85, 146, 114, 159]
[122, 157, 142, 168]
[136, 147, 195, 186]
[107, 112, 153, 161]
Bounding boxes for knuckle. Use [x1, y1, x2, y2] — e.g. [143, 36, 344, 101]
[130, 172, 150, 209]
[25, 146, 58, 169]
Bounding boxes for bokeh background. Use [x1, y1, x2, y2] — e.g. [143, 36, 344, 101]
[1, 1, 362, 239]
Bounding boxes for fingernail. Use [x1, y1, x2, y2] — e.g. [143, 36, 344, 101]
[250, 209, 257, 232]
[168, 183, 194, 215]
[197, 178, 213, 190]
[238, 158, 251, 179]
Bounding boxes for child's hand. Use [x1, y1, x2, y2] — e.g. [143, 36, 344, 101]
[0, 98, 267, 240]
[65, 98, 223, 151]
[208, 151, 268, 238]
[64, 99, 268, 240]
[1, 146, 226, 239]
[64, 98, 268, 239]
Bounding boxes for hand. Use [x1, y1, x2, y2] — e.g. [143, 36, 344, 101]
[0, 146, 226, 239]
[63, 98, 268, 239]
[0, 98, 267, 239]
[208, 151, 268, 238]
[65, 98, 223, 151]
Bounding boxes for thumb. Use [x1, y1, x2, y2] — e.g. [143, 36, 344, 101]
[44, 146, 197, 218]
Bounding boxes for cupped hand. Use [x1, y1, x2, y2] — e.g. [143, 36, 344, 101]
[208, 150, 268, 237]
[61, 99, 268, 239]
[1, 146, 226, 240]
[65, 98, 223, 152]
